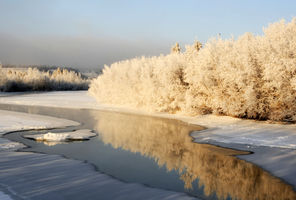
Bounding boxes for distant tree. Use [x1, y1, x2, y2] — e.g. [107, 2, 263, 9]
[171, 42, 181, 53]
[193, 41, 202, 52]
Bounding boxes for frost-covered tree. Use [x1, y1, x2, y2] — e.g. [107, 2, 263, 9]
[193, 41, 202, 52]
[89, 18, 296, 122]
[171, 42, 181, 53]
[0, 67, 89, 92]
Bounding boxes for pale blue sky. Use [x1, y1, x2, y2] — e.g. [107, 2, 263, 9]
[0, 0, 295, 69]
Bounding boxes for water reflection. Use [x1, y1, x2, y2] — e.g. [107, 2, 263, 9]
[92, 111, 296, 200]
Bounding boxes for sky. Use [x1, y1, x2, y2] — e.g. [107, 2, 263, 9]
[0, 0, 295, 69]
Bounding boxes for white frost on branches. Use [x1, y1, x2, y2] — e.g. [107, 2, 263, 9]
[89, 18, 296, 121]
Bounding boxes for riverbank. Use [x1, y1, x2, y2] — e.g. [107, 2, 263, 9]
[1, 91, 296, 149]
[1, 91, 296, 199]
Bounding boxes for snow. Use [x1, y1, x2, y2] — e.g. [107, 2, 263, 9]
[0, 109, 79, 135]
[0, 91, 98, 109]
[24, 129, 96, 142]
[1, 91, 296, 149]
[189, 115, 296, 149]
[0, 109, 80, 151]
[191, 116, 296, 149]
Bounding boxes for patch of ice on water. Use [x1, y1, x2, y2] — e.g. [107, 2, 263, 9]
[24, 129, 96, 142]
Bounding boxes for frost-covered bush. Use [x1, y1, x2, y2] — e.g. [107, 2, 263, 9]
[49, 68, 89, 90]
[89, 19, 296, 121]
[0, 67, 89, 92]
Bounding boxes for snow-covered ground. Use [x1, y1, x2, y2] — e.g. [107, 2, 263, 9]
[0, 109, 79, 135]
[190, 115, 296, 149]
[1, 91, 296, 149]
[0, 91, 98, 109]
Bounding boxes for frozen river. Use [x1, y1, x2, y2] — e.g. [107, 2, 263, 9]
[1, 103, 296, 200]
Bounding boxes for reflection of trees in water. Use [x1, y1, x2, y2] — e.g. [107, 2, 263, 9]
[92, 111, 296, 200]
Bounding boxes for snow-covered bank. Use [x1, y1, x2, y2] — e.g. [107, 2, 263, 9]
[0, 109, 80, 151]
[187, 114, 296, 149]
[1, 91, 296, 150]
[0, 91, 98, 109]
[0, 109, 79, 135]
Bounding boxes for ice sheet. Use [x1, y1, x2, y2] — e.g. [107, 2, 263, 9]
[0, 151, 197, 200]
